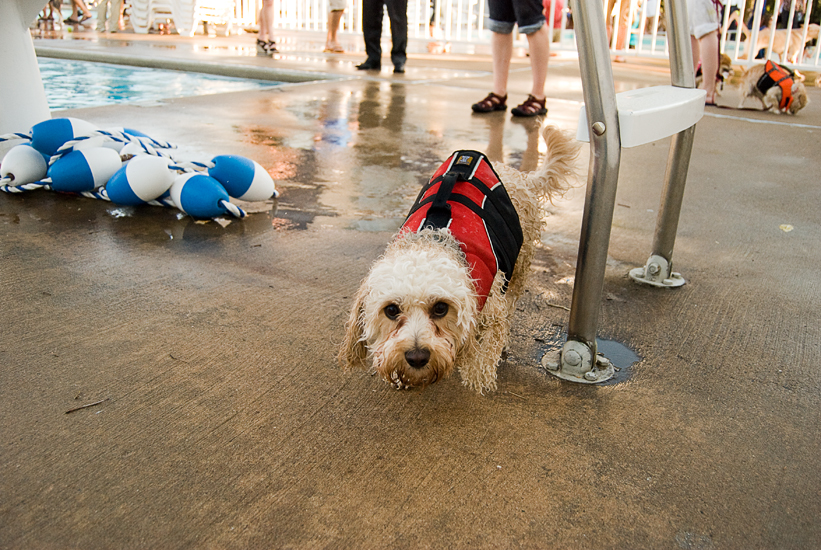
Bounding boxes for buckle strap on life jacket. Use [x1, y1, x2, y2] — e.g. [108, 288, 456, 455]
[423, 151, 484, 229]
[424, 171, 458, 229]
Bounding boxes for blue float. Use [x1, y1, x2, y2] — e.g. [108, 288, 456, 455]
[208, 155, 279, 201]
[47, 148, 123, 193]
[105, 155, 175, 205]
[120, 128, 150, 138]
[29, 118, 98, 157]
[170, 172, 244, 219]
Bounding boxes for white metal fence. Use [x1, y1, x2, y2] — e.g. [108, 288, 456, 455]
[162, 0, 821, 71]
[583, 0, 820, 70]
[718, 0, 820, 69]
[232, 0, 575, 46]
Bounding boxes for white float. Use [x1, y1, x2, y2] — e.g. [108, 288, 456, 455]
[0, 144, 47, 186]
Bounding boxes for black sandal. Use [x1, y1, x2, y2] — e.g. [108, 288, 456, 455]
[472, 92, 507, 113]
[511, 95, 547, 117]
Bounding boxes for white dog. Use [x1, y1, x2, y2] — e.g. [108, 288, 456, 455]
[339, 126, 580, 393]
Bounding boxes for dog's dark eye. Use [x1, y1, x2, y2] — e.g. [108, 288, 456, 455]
[431, 302, 449, 318]
[384, 304, 401, 320]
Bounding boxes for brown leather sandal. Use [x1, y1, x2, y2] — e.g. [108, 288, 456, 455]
[472, 92, 507, 113]
[511, 94, 548, 117]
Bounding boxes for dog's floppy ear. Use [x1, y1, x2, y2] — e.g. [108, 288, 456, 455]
[338, 284, 369, 370]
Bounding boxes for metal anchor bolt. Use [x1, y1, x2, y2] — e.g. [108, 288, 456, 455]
[584, 371, 599, 381]
[564, 350, 582, 366]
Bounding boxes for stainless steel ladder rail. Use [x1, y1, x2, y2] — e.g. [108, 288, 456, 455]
[543, 0, 701, 383]
[629, 0, 697, 290]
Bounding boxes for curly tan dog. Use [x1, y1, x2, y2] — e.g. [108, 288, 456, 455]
[738, 61, 809, 114]
[339, 126, 580, 393]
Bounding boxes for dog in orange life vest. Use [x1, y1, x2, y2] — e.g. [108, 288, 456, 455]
[339, 126, 580, 393]
[738, 60, 809, 114]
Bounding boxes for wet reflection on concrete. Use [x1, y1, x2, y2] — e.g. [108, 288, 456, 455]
[0, 190, 281, 248]
[483, 113, 543, 171]
[216, 80, 558, 234]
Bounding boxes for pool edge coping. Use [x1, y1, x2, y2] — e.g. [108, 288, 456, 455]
[34, 45, 338, 84]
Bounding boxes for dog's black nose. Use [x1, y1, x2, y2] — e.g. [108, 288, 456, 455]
[405, 348, 430, 369]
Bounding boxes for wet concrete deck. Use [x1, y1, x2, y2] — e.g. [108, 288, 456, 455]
[3, 30, 821, 548]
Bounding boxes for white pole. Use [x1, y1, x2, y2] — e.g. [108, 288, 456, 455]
[0, 0, 51, 135]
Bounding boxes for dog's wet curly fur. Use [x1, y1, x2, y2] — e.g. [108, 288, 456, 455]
[339, 125, 580, 393]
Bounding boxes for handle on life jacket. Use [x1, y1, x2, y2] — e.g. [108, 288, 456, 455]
[424, 170, 459, 229]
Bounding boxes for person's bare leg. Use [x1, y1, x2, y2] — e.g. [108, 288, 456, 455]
[75, 0, 92, 18]
[259, 0, 274, 42]
[614, 1, 629, 61]
[690, 35, 700, 73]
[67, 0, 81, 19]
[525, 25, 550, 99]
[492, 31, 513, 97]
[699, 30, 719, 103]
[326, 9, 344, 50]
[118, 0, 126, 29]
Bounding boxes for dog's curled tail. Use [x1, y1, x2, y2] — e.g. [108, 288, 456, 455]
[526, 125, 581, 203]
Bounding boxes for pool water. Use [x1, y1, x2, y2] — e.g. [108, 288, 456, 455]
[38, 58, 280, 110]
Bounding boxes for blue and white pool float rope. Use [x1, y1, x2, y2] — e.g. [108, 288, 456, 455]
[0, 117, 279, 220]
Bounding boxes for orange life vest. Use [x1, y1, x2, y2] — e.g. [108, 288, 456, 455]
[756, 60, 794, 111]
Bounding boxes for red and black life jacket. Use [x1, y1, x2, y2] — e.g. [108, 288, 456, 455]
[401, 151, 523, 310]
[756, 60, 795, 111]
